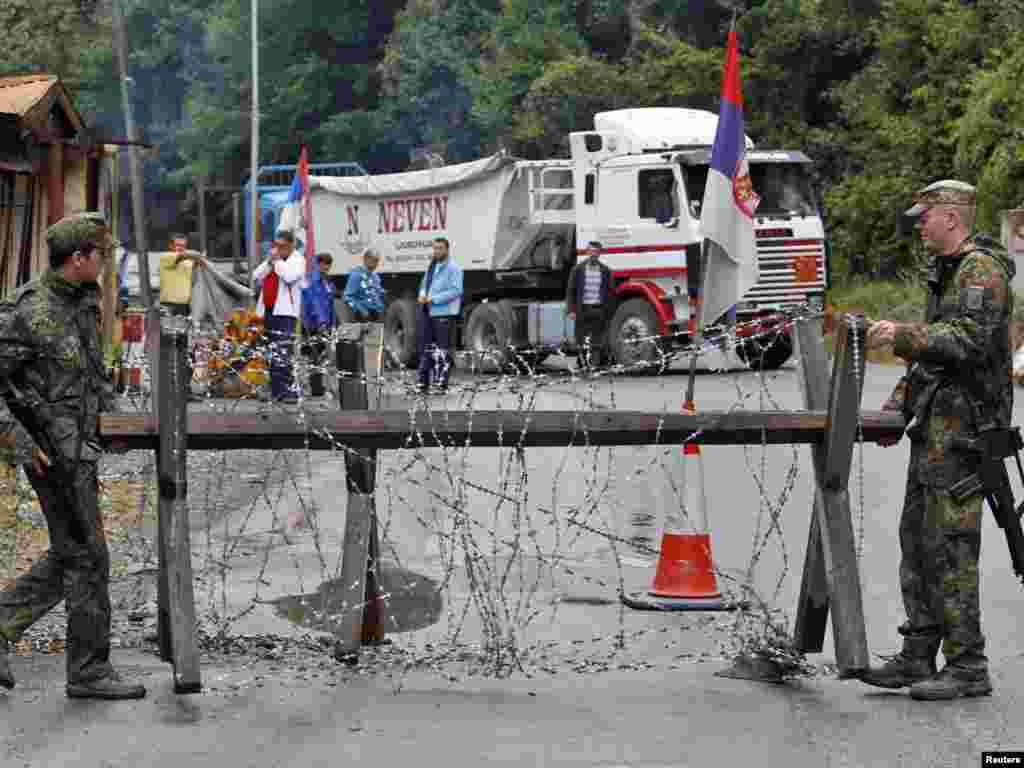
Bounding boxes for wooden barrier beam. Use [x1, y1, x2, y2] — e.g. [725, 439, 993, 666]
[793, 316, 831, 654]
[155, 320, 201, 694]
[102, 409, 905, 452]
[794, 314, 871, 677]
[817, 316, 870, 676]
[333, 328, 385, 658]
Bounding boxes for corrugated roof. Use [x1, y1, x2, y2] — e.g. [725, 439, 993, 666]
[0, 75, 59, 118]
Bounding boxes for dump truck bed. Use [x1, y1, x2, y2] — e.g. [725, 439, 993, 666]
[306, 154, 576, 278]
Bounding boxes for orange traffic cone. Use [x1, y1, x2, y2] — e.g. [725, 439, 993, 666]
[622, 401, 731, 611]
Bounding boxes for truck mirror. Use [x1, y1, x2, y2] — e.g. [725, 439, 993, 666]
[584, 134, 603, 153]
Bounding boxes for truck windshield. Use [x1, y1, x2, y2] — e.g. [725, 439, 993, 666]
[680, 162, 819, 218]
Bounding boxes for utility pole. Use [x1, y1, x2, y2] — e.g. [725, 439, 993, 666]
[233, 192, 242, 280]
[113, 0, 153, 309]
[249, 0, 259, 283]
[197, 179, 207, 257]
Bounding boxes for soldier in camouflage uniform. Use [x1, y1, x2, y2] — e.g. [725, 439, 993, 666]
[0, 213, 145, 699]
[863, 180, 1014, 700]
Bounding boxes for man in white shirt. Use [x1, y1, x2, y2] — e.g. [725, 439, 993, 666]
[252, 231, 304, 403]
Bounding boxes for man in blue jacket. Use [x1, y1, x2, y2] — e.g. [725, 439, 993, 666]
[417, 237, 463, 394]
[301, 252, 338, 398]
[343, 247, 385, 322]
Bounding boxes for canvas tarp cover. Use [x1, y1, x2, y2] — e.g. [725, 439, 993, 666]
[309, 152, 516, 199]
[189, 257, 253, 331]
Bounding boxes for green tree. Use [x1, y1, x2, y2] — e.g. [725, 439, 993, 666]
[0, 0, 109, 91]
[472, 0, 587, 150]
[377, 0, 498, 166]
[16, 0, 1020, 287]
[954, 35, 1024, 224]
[826, 0, 1005, 276]
[510, 54, 631, 157]
[76, 0, 217, 189]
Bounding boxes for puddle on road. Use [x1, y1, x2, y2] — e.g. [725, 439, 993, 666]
[272, 563, 443, 635]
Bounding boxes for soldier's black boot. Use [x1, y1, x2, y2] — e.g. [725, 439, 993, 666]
[910, 664, 993, 700]
[860, 632, 939, 689]
[0, 639, 13, 689]
[66, 670, 146, 700]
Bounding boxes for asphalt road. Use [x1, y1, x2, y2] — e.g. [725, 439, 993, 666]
[4, 349, 1024, 766]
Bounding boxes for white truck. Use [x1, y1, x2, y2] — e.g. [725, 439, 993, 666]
[307, 107, 827, 371]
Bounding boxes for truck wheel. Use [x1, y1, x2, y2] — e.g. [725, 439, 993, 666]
[609, 298, 664, 372]
[464, 302, 512, 374]
[736, 326, 794, 371]
[384, 298, 418, 369]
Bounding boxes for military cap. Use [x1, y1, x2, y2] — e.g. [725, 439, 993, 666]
[45, 212, 109, 253]
[904, 180, 976, 217]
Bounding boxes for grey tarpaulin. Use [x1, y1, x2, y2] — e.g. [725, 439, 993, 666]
[120, 250, 253, 331]
[187, 256, 254, 332]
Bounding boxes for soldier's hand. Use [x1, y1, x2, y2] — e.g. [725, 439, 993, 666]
[28, 447, 51, 477]
[877, 398, 903, 447]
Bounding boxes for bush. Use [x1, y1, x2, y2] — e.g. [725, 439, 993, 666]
[827, 275, 926, 323]
[827, 277, 1024, 362]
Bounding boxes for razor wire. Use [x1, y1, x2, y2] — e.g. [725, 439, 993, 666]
[1, 304, 864, 682]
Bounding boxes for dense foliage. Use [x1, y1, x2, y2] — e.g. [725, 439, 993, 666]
[8, 0, 1023, 277]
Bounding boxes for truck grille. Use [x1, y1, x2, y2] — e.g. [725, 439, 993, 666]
[745, 236, 826, 310]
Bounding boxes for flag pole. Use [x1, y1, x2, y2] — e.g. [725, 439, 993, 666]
[687, 15, 734, 409]
[685, 242, 706, 408]
[687, 14, 743, 408]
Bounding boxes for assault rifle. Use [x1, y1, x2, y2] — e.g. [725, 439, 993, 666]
[950, 426, 1024, 585]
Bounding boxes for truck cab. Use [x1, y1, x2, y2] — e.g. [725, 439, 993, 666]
[565, 108, 826, 369]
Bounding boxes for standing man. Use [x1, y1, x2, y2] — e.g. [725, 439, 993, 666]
[863, 180, 1014, 700]
[344, 246, 385, 322]
[253, 230, 304, 404]
[164, 233, 195, 318]
[0, 212, 145, 699]
[566, 240, 613, 370]
[416, 237, 463, 394]
[301, 252, 338, 398]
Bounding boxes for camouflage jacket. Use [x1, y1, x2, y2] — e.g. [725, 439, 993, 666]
[0, 271, 118, 467]
[886, 233, 1014, 487]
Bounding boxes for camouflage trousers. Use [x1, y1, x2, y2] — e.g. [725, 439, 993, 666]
[0, 461, 113, 684]
[899, 450, 986, 669]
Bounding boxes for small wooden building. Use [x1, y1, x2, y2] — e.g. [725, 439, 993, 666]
[0, 75, 119, 332]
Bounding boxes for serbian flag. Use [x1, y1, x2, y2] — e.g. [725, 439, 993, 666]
[695, 28, 760, 332]
[288, 146, 329, 327]
[288, 146, 316, 275]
